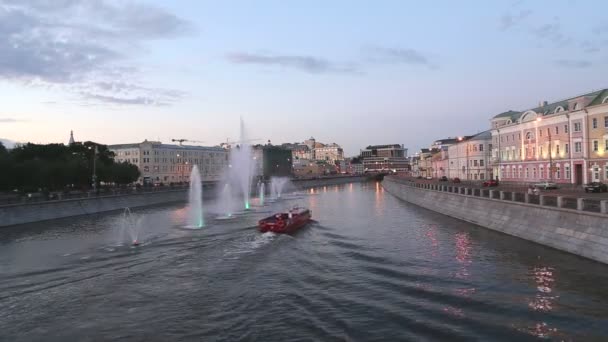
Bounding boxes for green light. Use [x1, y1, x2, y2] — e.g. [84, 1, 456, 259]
[245, 201, 250, 210]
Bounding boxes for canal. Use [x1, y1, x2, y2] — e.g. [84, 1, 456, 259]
[1, 181, 607, 341]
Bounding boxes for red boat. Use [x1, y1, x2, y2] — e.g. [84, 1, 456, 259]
[258, 207, 312, 234]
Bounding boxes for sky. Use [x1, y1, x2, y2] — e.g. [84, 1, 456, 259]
[0, 0, 607, 155]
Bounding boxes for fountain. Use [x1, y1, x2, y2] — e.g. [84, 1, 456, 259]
[120, 207, 142, 245]
[186, 165, 204, 228]
[216, 117, 255, 217]
[258, 181, 265, 206]
[270, 176, 290, 199]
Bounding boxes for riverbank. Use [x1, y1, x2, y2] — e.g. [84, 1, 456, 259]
[382, 176, 608, 264]
[0, 175, 368, 227]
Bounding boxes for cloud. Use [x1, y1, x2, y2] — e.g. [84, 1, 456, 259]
[499, 10, 532, 30]
[0, 1, 191, 106]
[226, 52, 358, 74]
[0, 118, 26, 123]
[593, 23, 608, 35]
[555, 59, 592, 68]
[365, 47, 437, 69]
[531, 23, 571, 45]
[80, 93, 169, 106]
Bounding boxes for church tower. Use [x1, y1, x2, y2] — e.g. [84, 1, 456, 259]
[69, 130, 75, 145]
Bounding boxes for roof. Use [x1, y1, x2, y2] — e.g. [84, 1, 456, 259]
[364, 144, 403, 149]
[492, 110, 521, 120]
[589, 89, 608, 106]
[109, 141, 225, 152]
[492, 89, 608, 121]
[469, 130, 492, 141]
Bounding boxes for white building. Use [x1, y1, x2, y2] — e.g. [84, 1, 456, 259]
[314, 142, 344, 162]
[109, 140, 228, 184]
[447, 131, 492, 180]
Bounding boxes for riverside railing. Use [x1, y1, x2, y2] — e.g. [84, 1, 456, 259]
[389, 178, 608, 215]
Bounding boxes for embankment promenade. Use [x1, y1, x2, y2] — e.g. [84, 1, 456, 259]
[0, 175, 367, 227]
[382, 176, 608, 264]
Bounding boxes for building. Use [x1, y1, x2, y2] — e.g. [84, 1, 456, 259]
[281, 142, 313, 161]
[252, 145, 292, 179]
[109, 140, 228, 184]
[447, 131, 492, 180]
[361, 144, 409, 172]
[490, 89, 608, 185]
[314, 142, 344, 163]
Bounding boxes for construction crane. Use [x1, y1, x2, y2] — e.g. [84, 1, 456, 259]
[171, 138, 205, 146]
[224, 138, 262, 145]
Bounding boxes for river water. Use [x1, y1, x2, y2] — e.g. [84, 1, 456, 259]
[1, 182, 607, 341]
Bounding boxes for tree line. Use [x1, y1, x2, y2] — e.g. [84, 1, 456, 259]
[0, 141, 140, 192]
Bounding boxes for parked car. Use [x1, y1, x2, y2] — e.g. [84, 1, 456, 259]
[439, 176, 448, 182]
[534, 181, 558, 190]
[425, 176, 433, 180]
[482, 179, 499, 187]
[584, 182, 608, 193]
[452, 177, 461, 183]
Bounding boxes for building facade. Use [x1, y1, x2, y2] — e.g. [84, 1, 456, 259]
[252, 145, 292, 179]
[109, 140, 228, 184]
[361, 144, 409, 172]
[314, 143, 344, 163]
[447, 131, 492, 180]
[490, 89, 608, 185]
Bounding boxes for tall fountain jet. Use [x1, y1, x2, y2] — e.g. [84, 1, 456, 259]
[230, 118, 254, 210]
[187, 165, 204, 228]
[258, 181, 265, 206]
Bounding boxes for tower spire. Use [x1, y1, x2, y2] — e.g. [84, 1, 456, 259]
[69, 130, 75, 145]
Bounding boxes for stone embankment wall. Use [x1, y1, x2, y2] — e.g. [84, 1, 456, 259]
[382, 177, 608, 264]
[0, 190, 187, 227]
[292, 175, 368, 189]
[0, 175, 368, 227]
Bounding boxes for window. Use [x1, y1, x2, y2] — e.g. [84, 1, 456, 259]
[574, 122, 581, 132]
[565, 124, 569, 133]
[473, 160, 478, 166]
[533, 167, 537, 178]
[479, 144, 484, 151]
[605, 165, 608, 179]
[594, 140, 599, 152]
[539, 129, 543, 137]
[480, 173, 485, 180]
[547, 128, 550, 136]
[573, 103, 579, 111]
[605, 116, 608, 128]
[556, 166, 561, 179]
[565, 143, 569, 154]
[519, 167, 523, 178]
[555, 126, 559, 134]
[565, 164, 571, 180]
[556, 145, 560, 155]
[575, 142, 582, 153]
[480, 160, 484, 166]
[539, 165, 544, 179]
[525, 167, 529, 178]
[539, 146, 543, 156]
[605, 140, 608, 151]
[593, 118, 598, 129]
